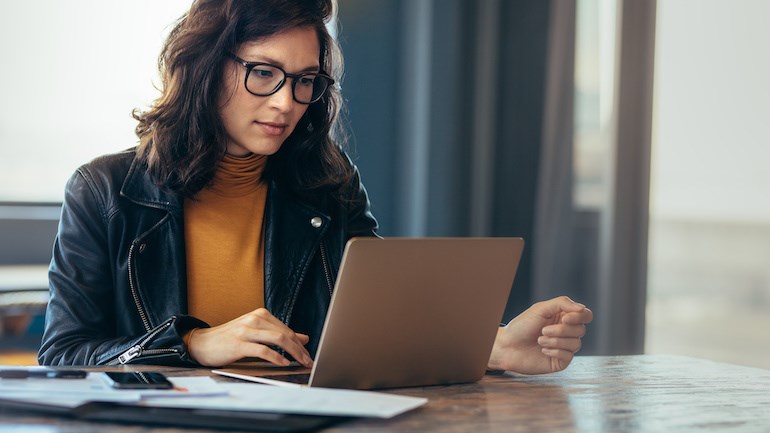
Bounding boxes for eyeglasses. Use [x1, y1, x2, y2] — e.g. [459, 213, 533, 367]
[227, 53, 335, 104]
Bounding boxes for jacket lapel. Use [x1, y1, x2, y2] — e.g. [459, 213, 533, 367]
[119, 157, 187, 327]
[263, 180, 330, 324]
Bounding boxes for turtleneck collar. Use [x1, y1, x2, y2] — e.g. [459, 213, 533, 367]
[208, 152, 268, 197]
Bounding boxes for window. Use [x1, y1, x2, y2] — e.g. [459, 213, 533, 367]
[573, 0, 616, 210]
[646, 0, 770, 369]
[0, 1, 191, 202]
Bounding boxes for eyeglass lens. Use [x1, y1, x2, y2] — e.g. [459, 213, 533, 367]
[246, 64, 331, 103]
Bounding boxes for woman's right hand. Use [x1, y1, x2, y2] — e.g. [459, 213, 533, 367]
[186, 308, 313, 368]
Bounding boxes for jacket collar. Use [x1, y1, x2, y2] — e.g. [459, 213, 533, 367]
[120, 156, 184, 212]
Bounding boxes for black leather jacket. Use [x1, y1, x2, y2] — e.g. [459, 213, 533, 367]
[38, 149, 378, 366]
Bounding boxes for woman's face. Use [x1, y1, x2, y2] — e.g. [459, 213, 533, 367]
[219, 26, 320, 156]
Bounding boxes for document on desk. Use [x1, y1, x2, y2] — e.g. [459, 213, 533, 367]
[0, 366, 426, 419]
[145, 382, 428, 419]
[0, 371, 226, 408]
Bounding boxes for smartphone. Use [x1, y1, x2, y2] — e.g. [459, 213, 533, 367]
[103, 371, 173, 389]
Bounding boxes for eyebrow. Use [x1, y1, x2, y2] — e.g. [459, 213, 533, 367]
[242, 54, 320, 73]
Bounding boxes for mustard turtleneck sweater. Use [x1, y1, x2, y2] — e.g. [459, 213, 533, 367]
[184, 153, 268, 327]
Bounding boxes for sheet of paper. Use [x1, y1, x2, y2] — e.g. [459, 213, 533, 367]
[146, 382, 428, 419]
[0, 374, 226, 406]
[1, 392, 140, 408]
[0, 367, 426, 418]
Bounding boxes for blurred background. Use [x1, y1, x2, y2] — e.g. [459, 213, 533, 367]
[0, 0, 768, 369]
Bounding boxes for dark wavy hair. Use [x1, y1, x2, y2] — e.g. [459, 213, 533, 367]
[133, 0, 352, 199]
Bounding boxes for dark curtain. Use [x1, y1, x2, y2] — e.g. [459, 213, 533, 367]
[338, 0, 657, 355]
[337, 0, 551, 321]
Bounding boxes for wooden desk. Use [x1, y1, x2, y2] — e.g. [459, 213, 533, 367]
[2, 355, 769, 432]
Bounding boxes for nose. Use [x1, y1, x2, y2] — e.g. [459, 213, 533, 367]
[267, 80, 294, 112]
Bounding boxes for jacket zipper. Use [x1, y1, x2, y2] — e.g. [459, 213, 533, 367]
[115, 238, 176, 365]
[107, 319, 178, 365]
[319, 240, 334, 296]
[127, 241, 152, 332]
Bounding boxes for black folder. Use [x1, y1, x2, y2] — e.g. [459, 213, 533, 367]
[0, 398, 348, 432]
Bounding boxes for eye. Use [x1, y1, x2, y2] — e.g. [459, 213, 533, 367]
[297, 75, 316, 87]
[252, 67, 275, 80]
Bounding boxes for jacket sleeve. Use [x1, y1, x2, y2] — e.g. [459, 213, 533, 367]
[341, 157, 380, 239]
[38, 168, 206, 367]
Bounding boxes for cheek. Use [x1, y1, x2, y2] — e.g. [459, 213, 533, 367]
[218, 94, 236, 127]
[218, 100, 238, 134]
[221, 92, 257, 125]
[218, 68, 253, 124]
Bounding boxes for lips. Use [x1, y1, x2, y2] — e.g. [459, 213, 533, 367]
[255, 121, 288, 136]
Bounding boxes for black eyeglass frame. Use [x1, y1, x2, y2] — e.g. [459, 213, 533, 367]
[227, 53, 335, 104]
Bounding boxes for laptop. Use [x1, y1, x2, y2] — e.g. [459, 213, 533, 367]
[215, 237, 524, 390]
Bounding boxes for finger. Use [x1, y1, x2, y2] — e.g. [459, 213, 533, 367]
[264, 319, 312, 349]
[561, 308, 593, 325]
[541, 347, 575, 370]
[246, 330, 313, 367]
[533, 296, 587, 319]
[241, 310, 312, 362]
[239, 342, 292, 367]
[538, 336, 582, 353]
[246, 308, 294, 331]
[542, 323, 586, 338]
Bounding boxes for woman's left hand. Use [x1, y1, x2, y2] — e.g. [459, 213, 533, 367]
[487, 296, 593, 374]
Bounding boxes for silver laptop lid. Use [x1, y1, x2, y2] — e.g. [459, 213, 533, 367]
[309, 237, 524, 389]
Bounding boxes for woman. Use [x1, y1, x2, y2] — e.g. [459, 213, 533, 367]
[38, 0, 592, 373]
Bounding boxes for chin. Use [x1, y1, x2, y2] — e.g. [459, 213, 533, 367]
[256, 136, 290, 154]
[256, 143, 284, 156]
[231, 140, 285, 156]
